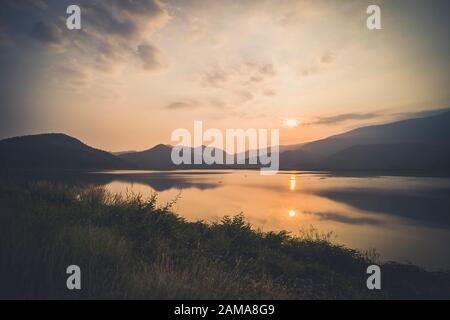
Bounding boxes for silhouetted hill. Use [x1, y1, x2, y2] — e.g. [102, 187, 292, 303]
[300, 110, 450, 157]
[119, 144, 174, 170]
[0, 133, 131, 170]
[320, 143, 450, 171]
[118, 144, 260, 169]
[3, 110, 449, 173]
[280, 110, 450, 172]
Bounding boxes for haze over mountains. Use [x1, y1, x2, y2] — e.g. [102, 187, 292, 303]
[1, 110, 449, 173]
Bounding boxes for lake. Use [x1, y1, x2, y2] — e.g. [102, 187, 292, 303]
[80, 169, 450, 271]
[6, 169, 449, 270]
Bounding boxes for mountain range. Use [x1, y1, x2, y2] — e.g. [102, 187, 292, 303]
[1, 110, 449, 173]
[280, 110, 450, 171]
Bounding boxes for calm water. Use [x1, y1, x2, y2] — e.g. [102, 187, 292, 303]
[88, 170, 450, 270]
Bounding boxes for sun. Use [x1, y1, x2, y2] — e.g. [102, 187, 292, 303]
[286, 119, 299, 128]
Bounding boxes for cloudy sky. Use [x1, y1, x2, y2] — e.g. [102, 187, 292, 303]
[0, 0, 449, 151]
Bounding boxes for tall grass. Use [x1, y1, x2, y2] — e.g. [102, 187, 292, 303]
[0, 182, 449, 299]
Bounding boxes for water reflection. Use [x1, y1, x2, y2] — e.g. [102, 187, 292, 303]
[97, 170, 450, 269]
[4, 169, 450, 269]
[303, 210, 382, 226]
[316, 188, 450, 229]
[289, 175, 296, 191]
[112, 174, 219, 192]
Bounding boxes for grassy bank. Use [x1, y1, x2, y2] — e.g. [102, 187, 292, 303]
[0, 182, 449, 299]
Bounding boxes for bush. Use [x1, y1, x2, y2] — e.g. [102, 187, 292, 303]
[0, 182, 449, 299]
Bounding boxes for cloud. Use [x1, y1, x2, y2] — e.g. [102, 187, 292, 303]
[236, 90, 254, 102]
[137, 42, 163, 71]
[200, 62, 277, 105]
[320, 52, 335, 64]
[82, 0, 168, 38]
[391, 107, 450, 121]
[300, 51, 337, 77]
[300, 66, 321, 77]
[0, 27, 13, 48]
[202, 66, 228, 87]
[209, 98, 226, 108]
[258, 63, 276, 76]
[2, 0, 169, 74]
[29, 21, 65, 45]
[202, 62, 277, 88]
[263, 88, 276, 96]
[116, 0, 165, 17]
[167, 97, 229, 111]
[166, 99, 199, 110]
[309, 112, 379, 125]
[306, 108, 450, 127]
[4, 0, 48, 10]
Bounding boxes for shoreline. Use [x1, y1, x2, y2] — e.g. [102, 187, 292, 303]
[1, 182, 449, 299]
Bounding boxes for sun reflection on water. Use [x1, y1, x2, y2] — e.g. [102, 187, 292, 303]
[289, 175, 296, 191]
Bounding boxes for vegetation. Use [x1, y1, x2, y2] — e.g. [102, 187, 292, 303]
[0, 182, 449, 299]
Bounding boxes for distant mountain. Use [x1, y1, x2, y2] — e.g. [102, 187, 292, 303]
[300, 110, 450, 157]
[113, 110, 450, 172]
[279, 142, 307, 153]
[2, 110, 449, 173]
[319, 143, 450, 171]
[113, 150, 138, 156]
[118, 144, 259, 169]
[0, 133, 131, 170]
[119, 144, 174, 170]
[279, 110, 450, 172]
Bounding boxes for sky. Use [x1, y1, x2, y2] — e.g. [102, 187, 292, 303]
[0, 0, 449, 151]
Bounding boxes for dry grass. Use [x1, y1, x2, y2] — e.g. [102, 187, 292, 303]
[0, 182, 449, 299]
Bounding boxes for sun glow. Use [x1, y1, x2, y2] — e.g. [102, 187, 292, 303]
[288, 209, 296, 217]
[286, 119, 299, 128]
